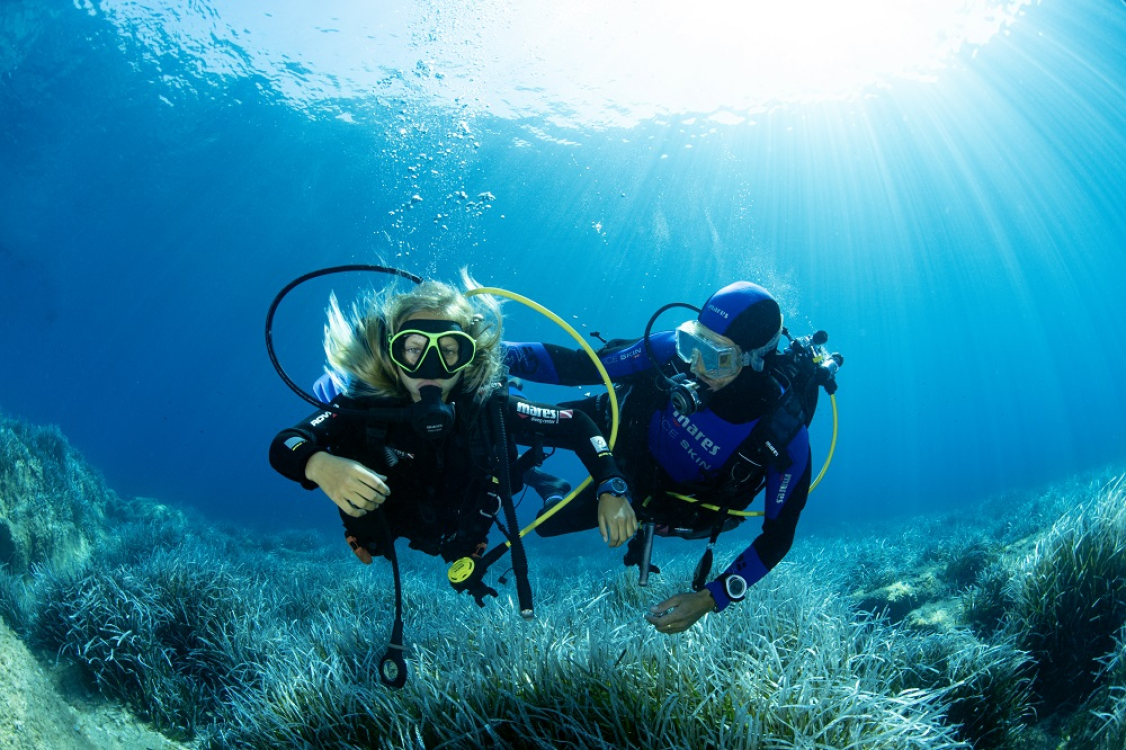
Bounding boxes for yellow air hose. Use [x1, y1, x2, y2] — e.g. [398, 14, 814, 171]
[465, 287, 620, 541]
[810, 393, 838, 492]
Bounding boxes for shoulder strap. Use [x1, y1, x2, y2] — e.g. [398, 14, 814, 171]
[768, 348, 823, 427]
[745, 382, 806, 472]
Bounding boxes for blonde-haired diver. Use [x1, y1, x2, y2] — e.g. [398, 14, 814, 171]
[270, 273, 635, 587]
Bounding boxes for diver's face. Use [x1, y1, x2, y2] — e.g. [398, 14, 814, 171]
[395, 311, 464, 403]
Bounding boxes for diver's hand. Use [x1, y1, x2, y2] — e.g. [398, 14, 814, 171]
[644, 590, 715, 634]
[305, 452, 390, 517]
[597, 494, 638, 548]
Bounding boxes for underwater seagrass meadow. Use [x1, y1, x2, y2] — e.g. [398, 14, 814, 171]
[2, 1, 1126, 748]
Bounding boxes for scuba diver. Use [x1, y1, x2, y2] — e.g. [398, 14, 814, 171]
[268, 272, 634, 685]
[504, 281, 842, 634]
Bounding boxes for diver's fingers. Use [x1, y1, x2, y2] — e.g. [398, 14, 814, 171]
[350, 480, 388, 506]
[338, 481, 390, 516]
[644, 610, 689, 634]
[624, 510, 638, 540]
[336, 497, 367, 517]
[644, 591, 711, 635]
[603, 511, 626, 546]
[649, 593, 685, 616]
[344, 490, 379, 514]
[353, 467, 390, 498]
[644, 607, 687, 633]
[336, 485, 376, 515]
[610, 516, 631, 547]
[607, 520, 621, 547]
[659, 618, 692, 634]
[340, 465, 390, 507]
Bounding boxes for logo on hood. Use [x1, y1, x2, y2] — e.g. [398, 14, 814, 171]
[706, 303, 730, 320]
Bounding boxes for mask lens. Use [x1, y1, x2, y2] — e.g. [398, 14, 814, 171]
[394, 333, 430, 368]
[675, 321, 740, 378]
[436, 334, 475, 372]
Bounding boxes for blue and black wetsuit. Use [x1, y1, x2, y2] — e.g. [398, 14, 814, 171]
[270, 386, 626, 563]
[505, 335, 812, 611]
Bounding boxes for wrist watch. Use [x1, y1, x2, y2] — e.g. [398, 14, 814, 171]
[721, 574, 748, 603]
[596, 477, 629, 499]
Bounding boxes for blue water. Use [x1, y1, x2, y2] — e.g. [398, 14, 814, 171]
[1, 0, 1124, 541]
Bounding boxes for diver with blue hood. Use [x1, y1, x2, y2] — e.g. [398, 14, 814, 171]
[505, 281, 842, 633]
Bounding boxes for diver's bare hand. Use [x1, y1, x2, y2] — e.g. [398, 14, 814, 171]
[305, 452, 390, 517]
[598, 494, 638, 548]
[644, 590, 715, 634]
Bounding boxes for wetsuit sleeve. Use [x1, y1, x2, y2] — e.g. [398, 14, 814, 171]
[704, 426, 811, 612]
[503, 342, 598, 385]
[268, 404, 350, 490]
[503, 332, 678, 386]
[503, 396, 626, 487]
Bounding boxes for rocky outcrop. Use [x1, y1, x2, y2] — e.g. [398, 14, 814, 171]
[0, 417, 112, 575]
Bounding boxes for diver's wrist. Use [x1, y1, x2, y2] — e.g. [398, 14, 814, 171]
[303, 450, 332, 483]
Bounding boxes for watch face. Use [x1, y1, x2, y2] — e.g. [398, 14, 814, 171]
[601, 478, 627, 496]
[725, 575, 748, 601]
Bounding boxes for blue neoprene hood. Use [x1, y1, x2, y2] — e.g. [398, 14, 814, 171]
[697, 281, 779, 349]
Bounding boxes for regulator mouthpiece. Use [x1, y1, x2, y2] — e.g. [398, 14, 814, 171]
[669, 374, 709, 416]
[411, 385, 455, 439]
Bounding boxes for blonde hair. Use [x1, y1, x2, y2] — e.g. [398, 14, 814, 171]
[322, 270, 503, 401]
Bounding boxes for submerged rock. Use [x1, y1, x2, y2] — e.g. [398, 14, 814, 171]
[0, 417, 113, 575]
[852, 566, 945, 624]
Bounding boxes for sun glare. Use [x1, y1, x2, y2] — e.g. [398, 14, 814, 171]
[97, 0, 1035, 127]
[492, 0, 1033, 121]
